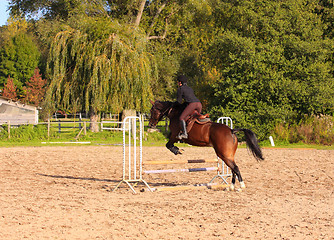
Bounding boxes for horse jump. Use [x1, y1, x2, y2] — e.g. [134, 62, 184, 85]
[144, 117, 234, 185]
[113, 117, 232, 193]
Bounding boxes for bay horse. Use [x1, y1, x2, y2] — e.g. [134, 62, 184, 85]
[148, 100, 264, 190]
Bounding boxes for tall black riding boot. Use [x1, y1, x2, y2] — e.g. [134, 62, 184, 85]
[178, 120, 188, 139]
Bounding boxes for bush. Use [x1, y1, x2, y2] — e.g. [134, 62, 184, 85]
[0, 124, 51, 142]
[208, 104, 296, 141]
[272, 115, 334, 145]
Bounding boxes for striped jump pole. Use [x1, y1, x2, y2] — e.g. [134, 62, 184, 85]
[143, 158, 218, 165]
[210, 117, 233, 184]
[149, 183, 230, 192]
[113, 116, 152, 193]
[144, 166, 218, 174]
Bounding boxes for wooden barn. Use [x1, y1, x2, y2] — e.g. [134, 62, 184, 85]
[0, 96, 38, 125]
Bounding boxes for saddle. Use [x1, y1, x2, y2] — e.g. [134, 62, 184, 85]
[185, 111, 211, 133]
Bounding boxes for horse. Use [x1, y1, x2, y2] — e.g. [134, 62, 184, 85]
[148, 100, 264, 190]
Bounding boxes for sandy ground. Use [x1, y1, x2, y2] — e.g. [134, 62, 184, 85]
[0, 145, 333, 239]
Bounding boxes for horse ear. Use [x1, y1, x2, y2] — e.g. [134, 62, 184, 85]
[150, 99, 155, 105]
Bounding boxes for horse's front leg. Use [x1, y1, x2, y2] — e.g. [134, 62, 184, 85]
[166, 139, 182, 155]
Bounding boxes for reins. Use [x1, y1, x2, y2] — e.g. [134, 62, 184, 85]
[154, 102, 174, 122]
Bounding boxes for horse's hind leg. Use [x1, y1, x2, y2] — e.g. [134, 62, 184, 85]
[218, 155, 245, 190]
[231, 172, 236, 191]
[229, 163, 245, 190]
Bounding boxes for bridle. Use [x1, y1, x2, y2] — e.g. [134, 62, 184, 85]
[152, 102, 173, 122]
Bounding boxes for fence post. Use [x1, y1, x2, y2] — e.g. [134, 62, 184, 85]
[84, 122, 87, 135]
[58, 120, 61, 133]
[141, 114, 145, 135]
[8, 121, 10, 139]
[47, 119, 50, 139]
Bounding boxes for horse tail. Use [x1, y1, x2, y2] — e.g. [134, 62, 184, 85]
[232, 129, 264, 161]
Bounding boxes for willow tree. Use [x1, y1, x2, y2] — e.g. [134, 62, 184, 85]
[44, 18, 156, 131]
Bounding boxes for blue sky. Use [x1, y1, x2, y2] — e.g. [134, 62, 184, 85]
[0, 0, 9, 26]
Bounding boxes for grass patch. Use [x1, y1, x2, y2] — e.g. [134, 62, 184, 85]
[260, 139, 334, 150]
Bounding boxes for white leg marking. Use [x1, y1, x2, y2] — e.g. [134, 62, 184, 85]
[229, 184, 235, 191]
[240, 181, 246, 189]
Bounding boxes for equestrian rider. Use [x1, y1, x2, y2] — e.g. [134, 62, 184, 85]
[176, 75, 202, 139]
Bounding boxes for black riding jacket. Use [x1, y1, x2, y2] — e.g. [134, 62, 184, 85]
[177, 84, 200, 104]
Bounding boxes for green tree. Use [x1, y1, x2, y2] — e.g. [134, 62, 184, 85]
[44, 17, 156, 131]
[8, 0, 197, 100]
[201, 0, 334, 139]
[316, 0, 334, 39]
[11, 0, 193, 130]
[0, 18, 40, 94]
[8, 0, 82, 20]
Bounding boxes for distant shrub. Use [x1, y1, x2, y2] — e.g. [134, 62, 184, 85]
[0, 124, 63, 142]
[0, 124, 48, 142]
[272, 115, 334, 145]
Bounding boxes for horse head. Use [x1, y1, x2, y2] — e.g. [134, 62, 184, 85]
[148, 100, 173, 128]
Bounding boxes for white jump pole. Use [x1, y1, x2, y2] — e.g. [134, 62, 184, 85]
[210, 117, 233, 184]
[113, 116, 152, 193]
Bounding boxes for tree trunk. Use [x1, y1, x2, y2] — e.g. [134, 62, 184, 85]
[89, 109, 100, 132]
[122, 109, 137, 136]
[134, 0, 146, 27]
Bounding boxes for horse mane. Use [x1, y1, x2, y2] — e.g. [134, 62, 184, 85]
[155, 101, 187, 119]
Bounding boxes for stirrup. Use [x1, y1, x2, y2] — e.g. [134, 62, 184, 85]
[177, 132, 188, 139]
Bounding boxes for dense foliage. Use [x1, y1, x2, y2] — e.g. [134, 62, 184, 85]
[202, 0, 334, 139]
[0, 0, 333, 141]
[0, 18, 40, 94]
[44, 17, 156, 117]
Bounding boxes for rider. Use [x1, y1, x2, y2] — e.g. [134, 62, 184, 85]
[176, 75, 202, 139]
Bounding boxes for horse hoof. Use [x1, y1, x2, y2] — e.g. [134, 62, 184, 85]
[229, 184, 235, 191]
[240, 182, 246, 189]
[236, 188, 242, 192]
